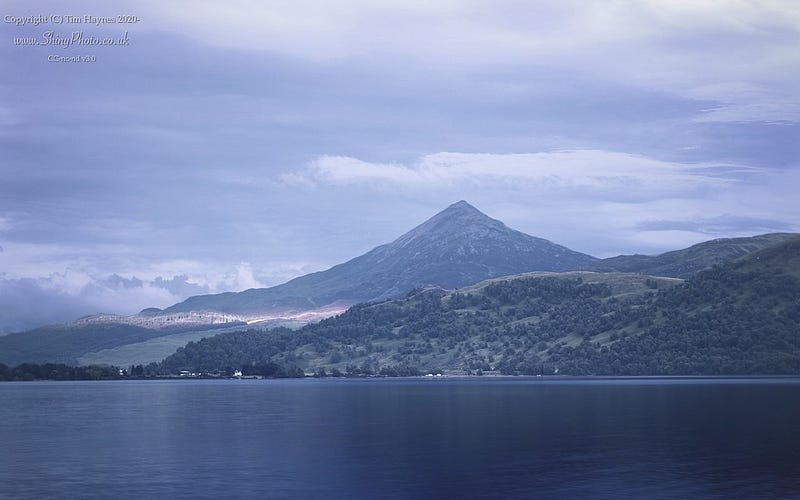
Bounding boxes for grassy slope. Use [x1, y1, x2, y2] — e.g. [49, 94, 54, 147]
[0, 323, 168, 365]
[0, 322, 242, 366]
[77, 320, 307, 367]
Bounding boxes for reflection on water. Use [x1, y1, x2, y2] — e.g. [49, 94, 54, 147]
[1, 378, 799, 499]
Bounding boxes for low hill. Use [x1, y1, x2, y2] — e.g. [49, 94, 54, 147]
[0, 321, 243, 366]
[589, 233, 796, 278]
[0, 323, 172, 366]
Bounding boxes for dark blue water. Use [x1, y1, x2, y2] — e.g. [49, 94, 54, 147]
[1, 378, 799, 499]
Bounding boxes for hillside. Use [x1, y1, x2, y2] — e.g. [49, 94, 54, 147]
[0, 323, 179, 366]
[157, 272, 679, 375]
[156, 236, 800, 376]
[580, 235, 800, 374]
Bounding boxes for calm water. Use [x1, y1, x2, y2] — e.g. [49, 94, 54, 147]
[1, 377, 799, 499]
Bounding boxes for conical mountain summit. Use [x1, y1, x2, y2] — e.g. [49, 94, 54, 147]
[164, 201, 597, 316]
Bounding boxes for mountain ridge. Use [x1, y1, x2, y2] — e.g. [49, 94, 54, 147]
[588, 232, 797, 278]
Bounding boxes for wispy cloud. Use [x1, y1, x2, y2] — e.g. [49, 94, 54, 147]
[689, 83, 800, 123]
[139, 0, 800, 124]
[635, 214, 795, 234]
[298, 150, 759, 197]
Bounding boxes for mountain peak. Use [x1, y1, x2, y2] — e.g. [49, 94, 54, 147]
[392, 200, 503, 247]
[445, 199, 479, 212]
[164, 201, 598, 315]
[437, 200, 487, 220]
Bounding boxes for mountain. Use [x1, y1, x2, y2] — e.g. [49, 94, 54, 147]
[156, 235, 800, 376]
[0, 201, 597, 366]
[589, 233, 796, 278]
[163, 200, 598, 316]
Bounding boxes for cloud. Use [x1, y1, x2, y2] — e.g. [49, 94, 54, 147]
[138, 0, 800, 124]
[689, 83, 800, 124]
[151, 274, 208, 297]
[286, 150, 799, 256]
[635, 215, 795, 234]
[0, 270, 178, 334]
[299, 150, 759, 199]
[0, 260, 290, 333]
[0, 266, 264, 334]
[222, 263, 267, 292]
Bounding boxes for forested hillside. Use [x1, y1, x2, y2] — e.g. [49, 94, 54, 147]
[154, 236, 800, 376]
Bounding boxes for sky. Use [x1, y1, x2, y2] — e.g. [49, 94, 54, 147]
[1, 0, 799, 332]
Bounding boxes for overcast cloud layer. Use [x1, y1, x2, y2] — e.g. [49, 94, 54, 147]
[1, 0, 798, 332]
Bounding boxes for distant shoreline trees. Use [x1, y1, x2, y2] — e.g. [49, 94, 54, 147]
[0, 362, 124, 381]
